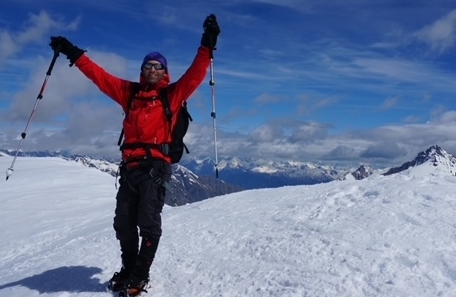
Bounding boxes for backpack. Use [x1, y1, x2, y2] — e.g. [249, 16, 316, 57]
[117, 83, 193, 164]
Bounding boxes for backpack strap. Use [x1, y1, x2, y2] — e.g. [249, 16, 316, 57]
[117, 82, 141, 146]
[159, 88, 172, 123]
[159, 87, 193, 123]
[158, 88, 192, 155]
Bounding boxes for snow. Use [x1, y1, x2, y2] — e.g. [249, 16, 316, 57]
[251, 165, 278, 174]
[1, 156, 456, 296]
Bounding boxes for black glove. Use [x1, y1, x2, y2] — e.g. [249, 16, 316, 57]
[49, 36, 85, 66]
[200, 14, 220, 50]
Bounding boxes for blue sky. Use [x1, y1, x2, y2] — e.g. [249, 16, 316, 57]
[1, 0, 456, 167]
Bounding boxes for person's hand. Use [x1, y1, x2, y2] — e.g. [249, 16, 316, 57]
[201, 14, 220, 50]
[49, 36, 85, 66]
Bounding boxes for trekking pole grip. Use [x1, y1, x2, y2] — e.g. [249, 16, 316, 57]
[46, 44, 61, 76]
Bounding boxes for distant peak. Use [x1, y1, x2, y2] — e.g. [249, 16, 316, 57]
[351, 165, 373, 180]
[384, 145, 456, 176]
[414, 145, 450, 165]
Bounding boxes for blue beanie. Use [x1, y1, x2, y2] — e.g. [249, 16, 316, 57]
[141, 52, 168, 72]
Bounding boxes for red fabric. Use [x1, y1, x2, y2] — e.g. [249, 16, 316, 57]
[74, 46, 211, 163]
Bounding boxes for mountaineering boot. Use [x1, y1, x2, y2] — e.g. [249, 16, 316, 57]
[119, 276, 149, 297]
[107, 268, 129, 292]
[109, 238, 139, 292]
[117, 237, 159, 296]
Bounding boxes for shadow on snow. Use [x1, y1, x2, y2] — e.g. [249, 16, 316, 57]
[0, 266, 106, 294]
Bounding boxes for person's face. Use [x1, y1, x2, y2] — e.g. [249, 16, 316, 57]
[142, 60, 166, 85]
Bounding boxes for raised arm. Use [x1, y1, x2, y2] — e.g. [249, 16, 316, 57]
[168, 14, 221, 112]
[49, 36, 131, 108]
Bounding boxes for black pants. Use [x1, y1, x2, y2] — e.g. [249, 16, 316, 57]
[113, 159, 171, 276]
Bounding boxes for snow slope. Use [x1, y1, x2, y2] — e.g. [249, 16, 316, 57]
[1, 156, 456, 296]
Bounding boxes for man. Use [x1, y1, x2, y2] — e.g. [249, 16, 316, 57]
[50, 14, 220, 297]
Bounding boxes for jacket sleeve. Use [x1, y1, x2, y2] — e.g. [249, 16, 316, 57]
[74, 55, 131, 110]
[169, 46, 211, 112]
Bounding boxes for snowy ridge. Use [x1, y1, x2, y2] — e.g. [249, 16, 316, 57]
[181, 156, 342, 189]
[384, 145, 456, 176]
[171, 164, 200, 185]
[166, 164, 244, 206]
[69, 155, 119, 176]
[1, 156, 456, 296]
[345, 164, 374, 180]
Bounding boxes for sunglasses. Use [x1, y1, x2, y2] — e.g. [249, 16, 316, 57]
[143, 63, 166, 70]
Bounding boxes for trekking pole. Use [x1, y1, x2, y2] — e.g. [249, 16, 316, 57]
[209, 48, 219, 178]
[6, 45, 61, 180]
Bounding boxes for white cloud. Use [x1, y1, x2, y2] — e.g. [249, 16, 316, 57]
[380, 96, 399, 110]
[0, 31, 17, 62]
[254, 93, 283, 104]
[430, 110, 456, 124]
[250, 124, 281, 142]
[414, 9, 456, 53]
[290, 122, 328, 142]
[0, 11, 80, 65]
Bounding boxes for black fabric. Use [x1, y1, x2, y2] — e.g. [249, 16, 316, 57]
[108, 270, 129, 292]
[113, 160, 171, 241]
[132, 237, 160, 278]
[168, 103, 191, 162]
[158, 88, 192, 163]
[119, 237, 139, 273]
[113, 159, 171, 280]
[201, 14, 220, 49]
[49, 36, 85, 66]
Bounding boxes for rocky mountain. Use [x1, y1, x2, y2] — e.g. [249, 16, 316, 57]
[180, 157, 343, 189]
[383, 145, 456, 176]
[350, 165, 374, 180]
[166, 164, 243, 206]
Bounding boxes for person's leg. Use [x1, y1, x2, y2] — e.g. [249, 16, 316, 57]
[133, 178, 165, 279]
[113, 169, 141, 274]
[132, 161, 171, 279]
[108, 172, 141, 292]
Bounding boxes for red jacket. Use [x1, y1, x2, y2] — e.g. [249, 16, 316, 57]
[75, 46, 211, 163]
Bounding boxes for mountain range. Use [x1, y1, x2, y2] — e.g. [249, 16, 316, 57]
[180, 157, 343, 188]
[2, 144, 455, 205]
